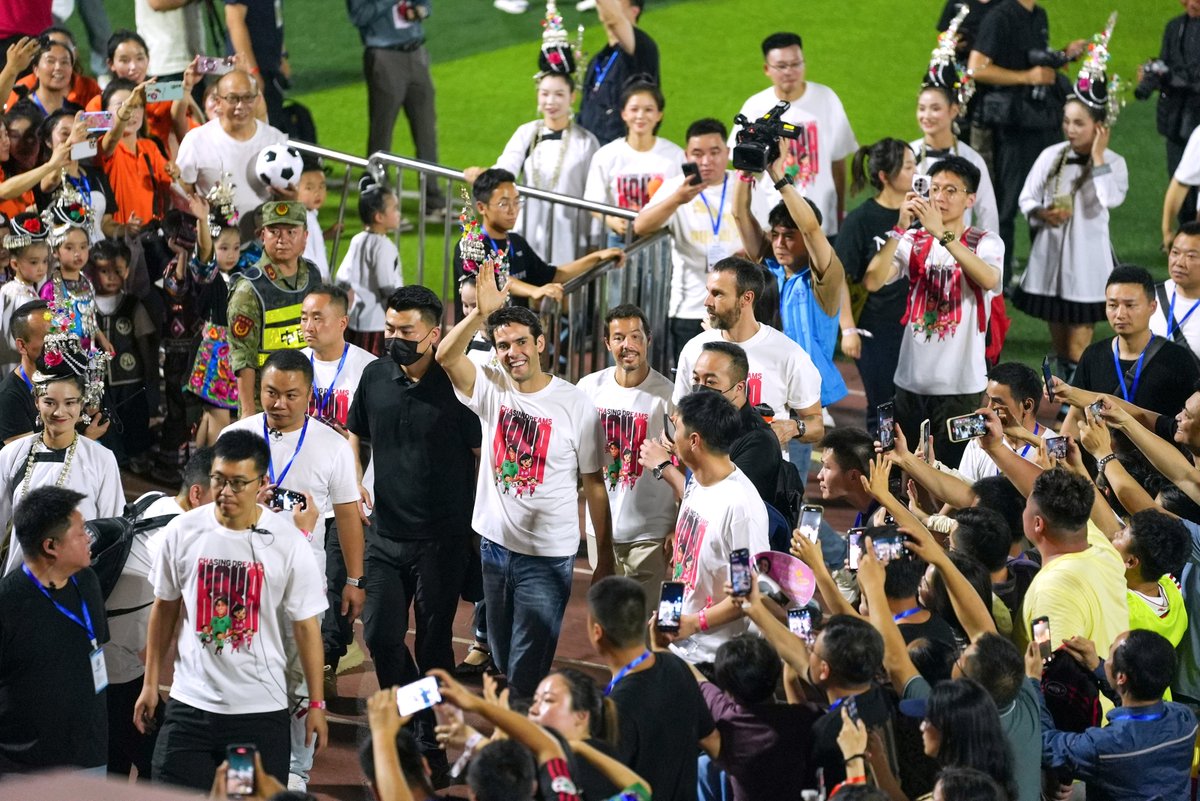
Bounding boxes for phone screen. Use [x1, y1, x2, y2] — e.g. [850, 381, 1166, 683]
[396, 676, 443, 716]
[730, 548, 752, 597]
[799, 505, 823, 543]
[847, 528, 865, 570]
[1044, 436, 1068, 460]
[1033, 616, 1052, 660]
[1088, 399, 1105, 418]
[1042, 357, 1055, 402]
[918, 418, 931, 462]
[872, 532, 907, 564]
[657, 582, 684, 631]
[787, 608, 813, 644]
[80, 111, 114, 132]
[947, 413, 987, 443]
[877, 401, 896, 451]
[226, 744, 256, 798]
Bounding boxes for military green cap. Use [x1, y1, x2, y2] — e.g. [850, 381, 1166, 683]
[259, 200, 306, 227]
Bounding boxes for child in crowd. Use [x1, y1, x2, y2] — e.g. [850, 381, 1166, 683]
[90, 239, 159, 471]
[166, 197, 237, 449]
[458, 273, 496, 366]
[0, 213, 49, 371]
[335, 177, 402, 356]
[584, 81, 684, 245]
[41, 214, 112, 354]
[463, 24, 600, 264]
[98, 79, 178, 229]
[298, 162, 338, 281]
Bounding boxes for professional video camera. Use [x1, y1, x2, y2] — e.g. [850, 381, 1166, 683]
[732, 101, 801, 173]
[1027, 48, 1073, 70]
[1134, 59, 1171, 101]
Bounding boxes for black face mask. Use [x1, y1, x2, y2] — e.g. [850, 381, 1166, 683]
[388, 330, 433, 367]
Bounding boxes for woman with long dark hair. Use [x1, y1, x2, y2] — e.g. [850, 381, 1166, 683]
[916, 678, 1017, 801]
[835, 137, 915, 436]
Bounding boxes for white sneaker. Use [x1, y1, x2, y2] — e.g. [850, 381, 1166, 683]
[575, 0, 597, 9]
[287, 774, 307, 792]
[494, 0, 529, 13]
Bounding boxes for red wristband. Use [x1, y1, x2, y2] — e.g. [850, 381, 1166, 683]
[698, 609, 709, 632]
[308, 700, 326, 710]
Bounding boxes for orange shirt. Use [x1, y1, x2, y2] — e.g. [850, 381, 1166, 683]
[0, 165, 34, 219]
[10, 72, 100, 109]
[84, 94, 199, 151]
[99, 138, 172, 223]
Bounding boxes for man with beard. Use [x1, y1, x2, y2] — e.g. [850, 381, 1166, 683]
[672, 257, 824, 459]
[577, 304, 676, 619]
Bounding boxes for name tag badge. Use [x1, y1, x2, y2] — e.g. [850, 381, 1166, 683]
[706, 243, 726, 271]
[90, 646, 109, 694]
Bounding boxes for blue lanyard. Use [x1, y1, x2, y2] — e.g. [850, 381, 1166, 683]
[310, 344, 348, 418]
[1016, 422, 1040, 460]
[17, 366, 31, 392]
[854, 502, 880, 528]
[1168, 291, 1200, 338]
[67, 173, 92, 207]
[482, 233, 509, 262]
[30, 91, 47, 115]
[22, 565, 96, 647]
[263, 415, 308, 487]
[828, 695, 851, 714]
[605, 650, 650, 696]
[1112, 336, 1154, 402]
[698, 176, 728, 238]
[591, 50, 620, 93]
[893, 606, 922, 622]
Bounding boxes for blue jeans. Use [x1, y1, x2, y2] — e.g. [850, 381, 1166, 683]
[480, 537, 574, 699]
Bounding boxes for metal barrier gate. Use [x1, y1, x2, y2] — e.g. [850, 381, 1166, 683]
[289, 141, 673, 382]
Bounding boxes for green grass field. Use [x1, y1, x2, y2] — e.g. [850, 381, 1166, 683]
[74, 0, 1177, 368]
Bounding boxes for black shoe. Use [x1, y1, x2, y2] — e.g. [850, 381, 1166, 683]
[454, 644, 493, 677]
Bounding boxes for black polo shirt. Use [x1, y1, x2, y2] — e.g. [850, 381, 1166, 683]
[972, 0, 1050, 71]
[346, 355, 480, 540]
[0, 368, 36, 444]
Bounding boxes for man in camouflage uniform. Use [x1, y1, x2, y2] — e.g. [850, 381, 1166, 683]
[228, 200, 322, 418]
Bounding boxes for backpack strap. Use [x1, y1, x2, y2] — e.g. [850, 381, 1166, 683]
[1157, 282, 1192, 350]
[126, 491, 167, 520]
[1117, 336, 1168, 396]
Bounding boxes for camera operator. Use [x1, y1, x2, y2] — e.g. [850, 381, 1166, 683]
[1142, 0, 1200, 225]
[219, 349, 365, 792]
[635, 118, 763, 363]
[967, 0, 1085, 284]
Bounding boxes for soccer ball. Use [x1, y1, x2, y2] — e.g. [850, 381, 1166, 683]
[255, 144, 303, 191]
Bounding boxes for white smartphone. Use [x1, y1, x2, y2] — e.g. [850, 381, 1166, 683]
[396, 676, 442, 716]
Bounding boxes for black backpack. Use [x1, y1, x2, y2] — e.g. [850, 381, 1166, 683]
[1040, 648, 1102, 734]
[86, 492, 178, 602]
[773, 459, 805, 530]
[281, 102, 318, 144]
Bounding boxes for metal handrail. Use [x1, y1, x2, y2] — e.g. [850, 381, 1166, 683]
[286, 140, 674, 379]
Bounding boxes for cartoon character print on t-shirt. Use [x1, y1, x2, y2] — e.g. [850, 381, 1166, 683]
[309, 387, 351, 427]
[671, 505, 709, 595]
[195, 557, 264, 656]
[492, 406, 553, 498]
[615, 173, 666, 210]
[599, 408, 648, 491]
[781, 122, 820, 190]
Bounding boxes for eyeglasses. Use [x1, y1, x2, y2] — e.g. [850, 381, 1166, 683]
[929, 185, 964, 198]
[209, 474, 263, 493]
[220, 93, 259, 107]
[767, 60, 805, 72]
[491, 198, 522, 211]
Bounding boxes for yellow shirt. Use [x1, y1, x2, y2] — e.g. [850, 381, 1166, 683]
[1021, 522, 1129, 713]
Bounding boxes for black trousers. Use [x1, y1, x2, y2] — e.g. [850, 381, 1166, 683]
[895, 387, 985, 469]
[991, 125, 1060, 282]
[321, 515, 355, 669]
[362, 532, 468, 759]
[151, 699, 289, 790]
[107, 674, 161, 779]
[856, 322, 904, 437]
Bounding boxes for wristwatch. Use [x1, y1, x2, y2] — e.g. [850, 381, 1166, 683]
[773, 175, 792, 191]
[940, 229, 957, 246]
[652, 460, 673, 480]
[346, 576, 366, 589]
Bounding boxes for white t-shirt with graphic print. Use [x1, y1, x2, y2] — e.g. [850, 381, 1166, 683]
[150, 503, 326, 714]
[457, 362, 605, 558]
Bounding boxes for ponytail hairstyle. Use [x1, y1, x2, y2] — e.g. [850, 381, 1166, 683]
[357, 174, 396, 227]
[850, 138, 912, 196]
[551, 668, 619, 747]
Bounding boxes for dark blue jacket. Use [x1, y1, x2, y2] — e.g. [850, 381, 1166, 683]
[1039, 693, 1197, 801]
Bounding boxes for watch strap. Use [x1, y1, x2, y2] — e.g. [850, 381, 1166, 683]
[346, 576, 366, 588]
[1096, 453, 1117, 473]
